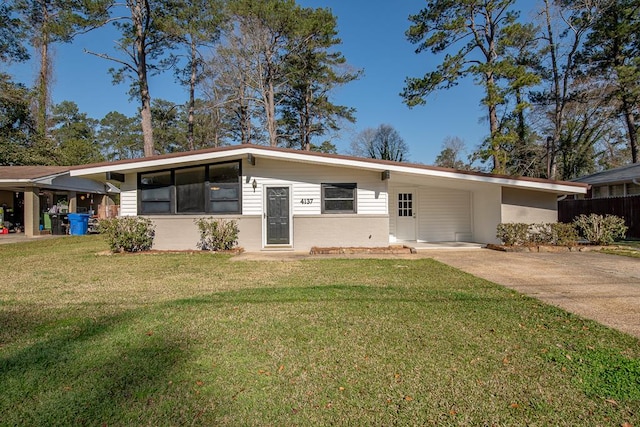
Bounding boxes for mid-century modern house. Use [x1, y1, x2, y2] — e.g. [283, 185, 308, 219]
[70, 144, 588, 251]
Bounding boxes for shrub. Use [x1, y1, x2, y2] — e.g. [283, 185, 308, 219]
[527, 223, 550, 245]
[533, 222, 579, 246]
[497, 222, 579, 246]
[573, 214, 628, 245]
[194, 217, 239, 251]
[549, 222, 579, 246]
[496, 223, 530, 246]
[99, 217, 155, 252]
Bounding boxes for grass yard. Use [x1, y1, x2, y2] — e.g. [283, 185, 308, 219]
[603, 240, 640, 259]
[1, 236, 639, 426]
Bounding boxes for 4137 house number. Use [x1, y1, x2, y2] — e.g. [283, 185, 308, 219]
[300, 198, 313, 205]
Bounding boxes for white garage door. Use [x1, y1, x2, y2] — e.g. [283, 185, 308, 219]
[417, 187, 472, 241]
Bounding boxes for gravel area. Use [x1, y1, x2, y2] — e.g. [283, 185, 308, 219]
[428, 249, 640, 339]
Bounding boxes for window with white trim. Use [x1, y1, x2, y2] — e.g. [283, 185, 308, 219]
[321, 183, 356, 213]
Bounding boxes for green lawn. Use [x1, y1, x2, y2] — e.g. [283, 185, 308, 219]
[602, 240, 640, 258]
[1, 236, 638, 426]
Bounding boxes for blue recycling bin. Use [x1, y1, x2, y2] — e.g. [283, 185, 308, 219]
[67, 213, 90, 235]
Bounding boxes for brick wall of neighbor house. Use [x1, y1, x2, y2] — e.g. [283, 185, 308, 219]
[501, 187, 557, 224]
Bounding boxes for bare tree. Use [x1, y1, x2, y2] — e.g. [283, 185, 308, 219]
[350, 124, 408, 162]
[535, 0, 602, 178]
[434, 136, 468, 169]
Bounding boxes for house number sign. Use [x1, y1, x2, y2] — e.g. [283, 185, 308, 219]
[300, 198, 313, 205]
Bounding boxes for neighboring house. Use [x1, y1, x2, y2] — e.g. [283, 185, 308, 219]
[0, 166, 119, 237]
[559, 163, 640, 238]
[70, 145, 587, 251]
[572, 163, 640, 199]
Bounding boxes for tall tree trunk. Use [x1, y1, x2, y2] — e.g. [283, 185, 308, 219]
[622, 99, 638, 163]
[36, 0, 50, 139]
[545, 0, 560, 179]
[486, 72, 502, 173]
[132, 0, 154, 157]
[266, 80, 277, 146]
[303, 86, 311, 151]
[187, 35, 197, 151]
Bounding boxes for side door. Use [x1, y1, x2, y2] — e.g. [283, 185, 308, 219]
[395, 191, 416, 241]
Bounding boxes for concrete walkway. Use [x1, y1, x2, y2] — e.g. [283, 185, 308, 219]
[0, 233, 62, 245]
[427, 249, 640, 339]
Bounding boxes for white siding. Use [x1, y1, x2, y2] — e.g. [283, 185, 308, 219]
[242, 158, 387, 216]
[417, 187, 472, 241]
[116, 160, 387, 218]
[119, 173, 138, 216]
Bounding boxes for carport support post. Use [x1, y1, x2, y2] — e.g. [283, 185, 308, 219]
[24, 187, 40, 238]
[68, 191, 77, 213]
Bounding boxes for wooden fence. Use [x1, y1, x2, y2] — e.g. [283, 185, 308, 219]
[558, 195, 640, 239]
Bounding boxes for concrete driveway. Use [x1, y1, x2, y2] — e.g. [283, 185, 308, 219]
[428, 249, 640, 339]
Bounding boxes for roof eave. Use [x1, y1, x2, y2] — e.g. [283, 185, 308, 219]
[70, 145, 588, 194]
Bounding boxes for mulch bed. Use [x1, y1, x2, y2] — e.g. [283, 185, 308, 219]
[97, 248, 245, 256]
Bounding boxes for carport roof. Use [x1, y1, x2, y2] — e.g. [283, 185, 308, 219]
[0, 166, 118, 194]
[0, 166, 70, 181]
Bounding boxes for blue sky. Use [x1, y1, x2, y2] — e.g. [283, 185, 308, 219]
[8, 1, 489, 165]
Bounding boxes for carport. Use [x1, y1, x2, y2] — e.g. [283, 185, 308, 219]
[0, 166, 118, 237]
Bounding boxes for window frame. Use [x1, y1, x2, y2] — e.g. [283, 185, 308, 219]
[137, 160, 242, 215]
[139, 169, 175, 214]
[321, 183, 357, 214]
[209, 161, 242, 214]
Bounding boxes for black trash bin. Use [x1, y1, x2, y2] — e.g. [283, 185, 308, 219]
[50, 214, 66, 235]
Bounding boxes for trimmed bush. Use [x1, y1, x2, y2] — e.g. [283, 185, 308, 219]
[573, 213, 628, 245]
[99, 217, 155, 252]
[549, 222, 579, 246]
[496, 223, 530, 246]
[533, 222, 579, 246]
[194, 217, 239, 251]
[497, 222, 579, 246]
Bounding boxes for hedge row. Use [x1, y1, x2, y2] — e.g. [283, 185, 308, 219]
[497, 214, 628, 246]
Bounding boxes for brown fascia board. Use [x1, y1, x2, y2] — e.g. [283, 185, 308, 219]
[69, 144, 589, 190]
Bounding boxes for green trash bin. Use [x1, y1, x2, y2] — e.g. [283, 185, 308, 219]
[43, 213, 52, 230]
